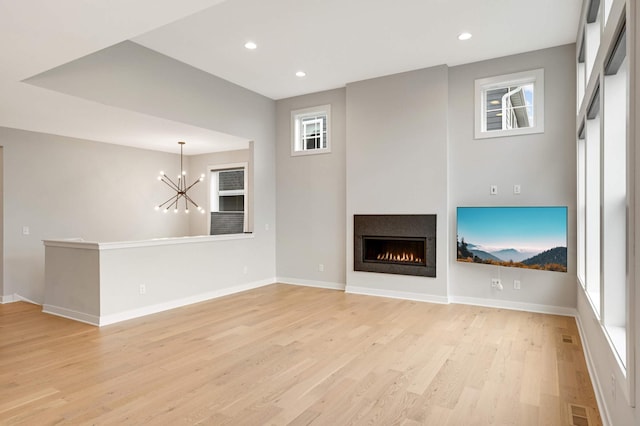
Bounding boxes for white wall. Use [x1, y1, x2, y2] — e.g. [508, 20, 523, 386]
[345, 66, 449, 300]
[275, 89, 347, 288]
[448, 45, 577, 312]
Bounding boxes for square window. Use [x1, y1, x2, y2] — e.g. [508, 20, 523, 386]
[474, 69, 544, 139]
[291, 105, 331, 156]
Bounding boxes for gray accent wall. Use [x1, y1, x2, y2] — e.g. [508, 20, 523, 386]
[275, 88, 347, 287]
[448, 44, 577, 309]
[275, 45, 576, 309]
[346, 66, 450, 299]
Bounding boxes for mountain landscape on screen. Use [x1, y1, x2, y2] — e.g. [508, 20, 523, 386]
[456, 207, 568, 272]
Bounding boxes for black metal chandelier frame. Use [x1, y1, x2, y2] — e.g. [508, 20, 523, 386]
[156, 141, 204, 214]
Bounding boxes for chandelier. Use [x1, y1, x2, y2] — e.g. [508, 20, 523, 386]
[155, 141, 205, 214]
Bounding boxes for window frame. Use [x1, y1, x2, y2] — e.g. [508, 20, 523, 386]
[208, 162, 248, 235]
[474, 69, 545, 139]
[291, 104, 331, 156]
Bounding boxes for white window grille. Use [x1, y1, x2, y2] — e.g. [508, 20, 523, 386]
[291, 105, 331, 156]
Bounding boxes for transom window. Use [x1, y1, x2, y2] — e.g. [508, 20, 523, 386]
[475, 69, 544, 139]
[291, 105, 331, 156]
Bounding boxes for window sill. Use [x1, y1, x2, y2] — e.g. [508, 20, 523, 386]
[291, 148, 331, 157]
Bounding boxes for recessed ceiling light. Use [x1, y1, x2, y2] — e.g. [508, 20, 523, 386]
[458, 32, 472, 41]
[244, 41, 257, 50]
[295, 71, 307, 78]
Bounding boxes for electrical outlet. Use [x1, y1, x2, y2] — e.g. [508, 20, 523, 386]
[139, 284, 146, 295]
[22, 226, 30, 236]
[318, 264, 324, 272]
[491, 278, 502, 290]
[490, 185, 498, 195]
[514, 279, 521, 290]
[513, 184, 521, 194]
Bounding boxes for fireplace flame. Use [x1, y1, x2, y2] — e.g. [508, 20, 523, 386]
[376, 251, 423, 264]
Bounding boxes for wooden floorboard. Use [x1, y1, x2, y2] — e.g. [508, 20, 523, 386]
[0, 284, 602, 425]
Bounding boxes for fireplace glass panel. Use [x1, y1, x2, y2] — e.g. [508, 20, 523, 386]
[363, 236, 427, 266]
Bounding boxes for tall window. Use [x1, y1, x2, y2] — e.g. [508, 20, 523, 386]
[291, 105, 331, 156]
[209, 165, 247, 235]
[601, 24, 628, 366]
[475, 69, 544, 139]
[577, 18, 629, 369]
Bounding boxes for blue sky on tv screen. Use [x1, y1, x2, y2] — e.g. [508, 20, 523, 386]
[457, 207, 567, 252]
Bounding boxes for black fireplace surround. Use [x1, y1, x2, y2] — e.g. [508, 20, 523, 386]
[354, 214, 436, 277]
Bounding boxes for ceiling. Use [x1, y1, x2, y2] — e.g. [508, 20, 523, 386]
[0, 0, 582, 154]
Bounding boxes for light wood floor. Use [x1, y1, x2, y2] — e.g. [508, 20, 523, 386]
[0, 284, 601, 425]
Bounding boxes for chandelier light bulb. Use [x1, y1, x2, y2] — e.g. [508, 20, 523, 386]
[154, 206, 160, 211]
[185, 209, 190, 214]
[173, 208, 178, 213]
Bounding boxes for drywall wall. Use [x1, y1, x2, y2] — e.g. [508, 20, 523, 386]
[0, 127, 188, 302]
[24, 40, 277, 271]
[2, 40, 277, 304]
[188, 146, 254, 236]
[275, 88, 346, 288]
[0, 147, 4, 299]
[447, 44, 577, 312]
[345, 66, 449, 300]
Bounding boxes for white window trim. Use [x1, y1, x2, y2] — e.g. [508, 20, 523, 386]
[291, 104, 331, 156]
[208, 162, 249, 235]
[474, 68, 545, 139]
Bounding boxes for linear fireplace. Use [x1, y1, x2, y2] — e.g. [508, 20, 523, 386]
[354, 214, 436, 277]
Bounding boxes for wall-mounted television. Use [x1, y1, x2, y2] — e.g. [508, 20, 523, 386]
[456, 206, 567, 272]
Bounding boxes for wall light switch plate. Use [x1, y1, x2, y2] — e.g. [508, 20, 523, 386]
[22, 226, 30, 236]
[514, 280, 521, 290]
[490, 185, 498, 195]
[514, 184, 521, 194]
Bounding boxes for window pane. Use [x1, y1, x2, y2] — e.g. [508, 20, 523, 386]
[484, 84, 535, 131]
[219, 169, 244, 191]
[300, 115, 326, 150]
[211, 212, 244, 235]
[486, 110, 503, 131]
[219, 195, 244, 212]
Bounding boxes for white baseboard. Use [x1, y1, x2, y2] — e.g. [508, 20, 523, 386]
[276, 277, 345, 291]
[345, 285, 449, 304]
[574, 314, 612, 426]
[1, 294, 42, 305]
[98, 278, 275, 326]
[448, 295, 577, 317]
[42, 304, 100, 326]
[1, 294, 17, 304]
